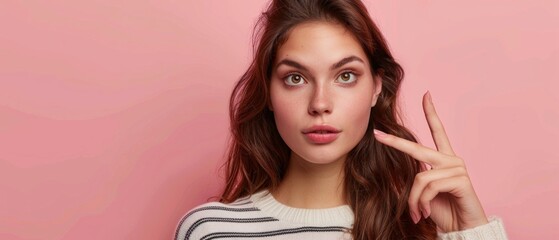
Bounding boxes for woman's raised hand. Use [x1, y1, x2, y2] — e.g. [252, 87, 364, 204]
[373, 91, 489, 233]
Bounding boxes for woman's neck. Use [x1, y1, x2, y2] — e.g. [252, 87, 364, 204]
[271, 153, 347, 209]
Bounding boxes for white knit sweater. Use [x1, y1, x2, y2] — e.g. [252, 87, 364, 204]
[175, 190, 508, 240]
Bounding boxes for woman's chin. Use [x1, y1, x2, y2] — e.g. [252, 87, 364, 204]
[292, 151, 348, 166]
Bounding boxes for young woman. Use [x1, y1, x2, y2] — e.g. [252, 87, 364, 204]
[176, 0, 508, 239]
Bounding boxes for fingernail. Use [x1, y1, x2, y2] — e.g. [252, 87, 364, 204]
[373, 129, 386, 137]
[410, 211, 419, 224]
[421, 208, 429, 219]
[427, 91, 433, 104]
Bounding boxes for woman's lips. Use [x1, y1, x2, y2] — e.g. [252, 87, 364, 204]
[303, 132, 340, 144]
[301, 124, 341, 144]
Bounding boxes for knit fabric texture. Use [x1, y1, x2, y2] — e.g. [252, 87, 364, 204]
[175, 190, 508, 240]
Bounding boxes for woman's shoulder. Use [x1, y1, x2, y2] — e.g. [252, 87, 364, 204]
[174, 192, 269, 240]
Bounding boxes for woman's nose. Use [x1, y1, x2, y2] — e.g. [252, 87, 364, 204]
[308, 85, 332, 115]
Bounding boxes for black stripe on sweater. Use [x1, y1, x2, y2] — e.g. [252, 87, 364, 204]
[229, 199, 253, 206]
[200, 226, 348, 240]
[185, 217, 278, 240]
[174, 206, 260, 240]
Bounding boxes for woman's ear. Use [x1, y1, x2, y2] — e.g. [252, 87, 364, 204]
[371, 75, 383, 107]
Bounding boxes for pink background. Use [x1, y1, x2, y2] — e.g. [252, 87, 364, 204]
[1, 1, 557, 239]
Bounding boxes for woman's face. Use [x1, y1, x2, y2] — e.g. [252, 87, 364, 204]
[270, 21, 382, 166]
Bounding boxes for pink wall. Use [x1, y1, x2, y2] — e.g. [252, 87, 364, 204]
[0, 1, 557, 239]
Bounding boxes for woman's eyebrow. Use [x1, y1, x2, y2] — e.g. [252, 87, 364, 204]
[330, 56, 365, 70]
[275, 55, 365, 72]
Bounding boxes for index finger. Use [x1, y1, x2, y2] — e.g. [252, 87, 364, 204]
[373, 129, 446, 168]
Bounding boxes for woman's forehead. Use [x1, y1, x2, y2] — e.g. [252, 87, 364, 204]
[274, 21, 369, 68]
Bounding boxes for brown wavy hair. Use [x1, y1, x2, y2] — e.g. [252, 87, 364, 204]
[219, 0, 437, 239]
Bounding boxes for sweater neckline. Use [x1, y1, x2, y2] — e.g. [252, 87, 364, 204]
[249, 189, 354, 227]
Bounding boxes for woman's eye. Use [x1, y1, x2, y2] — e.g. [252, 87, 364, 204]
[285, 74, 305, 86]
[336, 72, 357, 83]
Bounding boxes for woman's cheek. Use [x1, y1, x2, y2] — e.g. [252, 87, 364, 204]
[345, 100, 372, 141]
[271, 99, 300, 142]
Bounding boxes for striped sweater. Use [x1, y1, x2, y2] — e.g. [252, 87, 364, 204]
[175, 190, 508, 240]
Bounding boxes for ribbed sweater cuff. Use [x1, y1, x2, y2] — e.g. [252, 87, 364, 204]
[437, 216, 508, 240]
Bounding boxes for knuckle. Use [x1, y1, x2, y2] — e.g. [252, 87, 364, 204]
[454, 156, 465, 165]
[459, 175, 471, 183]
[453, 166, 467, 176]
[414, 172, 427, 185]
[419, 194, 431, 206]
[425, 181, 437, 192]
